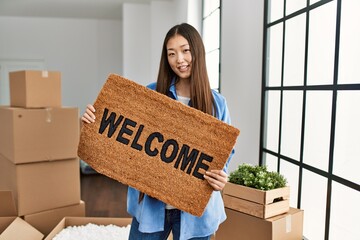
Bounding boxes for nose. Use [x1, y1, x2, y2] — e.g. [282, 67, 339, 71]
[177, 53, 184, 63]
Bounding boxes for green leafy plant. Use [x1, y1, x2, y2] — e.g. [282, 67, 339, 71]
[228, 163, 287, 190]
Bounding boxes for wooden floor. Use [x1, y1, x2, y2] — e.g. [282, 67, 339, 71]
[80, 172, 131, 218]
[81, 172, 176, 240]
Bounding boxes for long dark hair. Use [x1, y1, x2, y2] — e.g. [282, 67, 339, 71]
[139, 23, 216, 204]
[156, 23, 215, 116]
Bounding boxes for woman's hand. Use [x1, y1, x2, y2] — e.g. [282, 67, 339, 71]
[81, 104, 96, 123]
[204, 170, 228, 191]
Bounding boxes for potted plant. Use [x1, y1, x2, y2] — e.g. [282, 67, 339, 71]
[223, 163, 290, 218]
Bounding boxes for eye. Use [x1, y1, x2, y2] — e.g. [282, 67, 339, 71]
[168, 52, 175, 57]
[184, 49, 191, 53]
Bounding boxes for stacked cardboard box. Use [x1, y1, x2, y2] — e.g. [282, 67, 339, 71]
[0, 191, 43, 240]
[0, 70, 85, 237]
[216, 182, 304, 240]
[216, 207, 304, 240]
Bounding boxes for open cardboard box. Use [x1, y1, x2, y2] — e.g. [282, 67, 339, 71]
[45, 216, 212, 240]
[0, 191, 43, 240]
[45, 217, 132, 240]
[24, 201, 85, 236]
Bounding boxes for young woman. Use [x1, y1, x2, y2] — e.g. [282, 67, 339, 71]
[82, 23, 234, 240]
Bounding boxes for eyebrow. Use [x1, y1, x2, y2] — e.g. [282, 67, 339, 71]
[167, 44, 190, 51]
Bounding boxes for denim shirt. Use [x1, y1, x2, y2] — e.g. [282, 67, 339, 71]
[127, 81, 235, 240]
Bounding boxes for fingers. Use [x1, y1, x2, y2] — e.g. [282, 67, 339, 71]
[81, 104, 96, 123]
[81, 115, 93, 124]
[204, 170, 228, 191]
[87, 104, 96, 112]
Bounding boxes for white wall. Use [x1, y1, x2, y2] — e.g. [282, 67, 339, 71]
[97, 20, 123, 90]
[122, 3, 151, 86]
[150, 1, 176, 81]
[173, 0, 189, 25]
[0, 16, 122, 112]
[122, 0, 189, 86]
[187, 0, 202, 31]
[221, 0, 264, 171]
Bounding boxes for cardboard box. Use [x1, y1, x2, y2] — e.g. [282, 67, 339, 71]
[223, 182, 290, 218]
[0, 218, 44, 240]
[9, 70, 61, 108]
[42, 215, 210, 240]
[0, 156, 81, 216]
[45, 217, 132, 240]
[24, 201, 85, 236]
[0, 107, 79, 164]
[0, 191, 43, 240]
[216, 207, 304, 240]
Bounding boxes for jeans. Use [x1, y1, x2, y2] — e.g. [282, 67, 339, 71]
[128, 209, 211, 240]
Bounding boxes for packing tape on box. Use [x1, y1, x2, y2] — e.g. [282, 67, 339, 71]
[286, 215, 292, 233]
[45, 108, 52, 123]
[42, 70, 49, 78]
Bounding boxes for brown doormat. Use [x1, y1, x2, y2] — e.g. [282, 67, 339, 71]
[77, 74, 240, 217]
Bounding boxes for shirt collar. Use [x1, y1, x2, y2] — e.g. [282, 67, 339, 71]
[168, 77, 177, 100]
[168, 77, 192, 107]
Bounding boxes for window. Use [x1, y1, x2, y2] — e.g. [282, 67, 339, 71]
[202, 0, 221, 91]
[261, 0, 360, 239]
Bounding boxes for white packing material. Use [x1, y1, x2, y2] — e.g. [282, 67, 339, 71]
[52, 223, 131, 240]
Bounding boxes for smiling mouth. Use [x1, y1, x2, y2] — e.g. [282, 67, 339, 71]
[178, 65, 189, 72]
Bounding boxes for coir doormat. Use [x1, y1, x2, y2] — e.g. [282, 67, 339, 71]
[77, 74, 240, 216]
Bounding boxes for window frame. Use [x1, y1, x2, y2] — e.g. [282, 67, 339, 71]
[260, 0, 360, 239]
[202, 0, 222, 92]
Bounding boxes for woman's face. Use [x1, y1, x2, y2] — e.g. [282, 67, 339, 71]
[166, 34, 192, 81]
